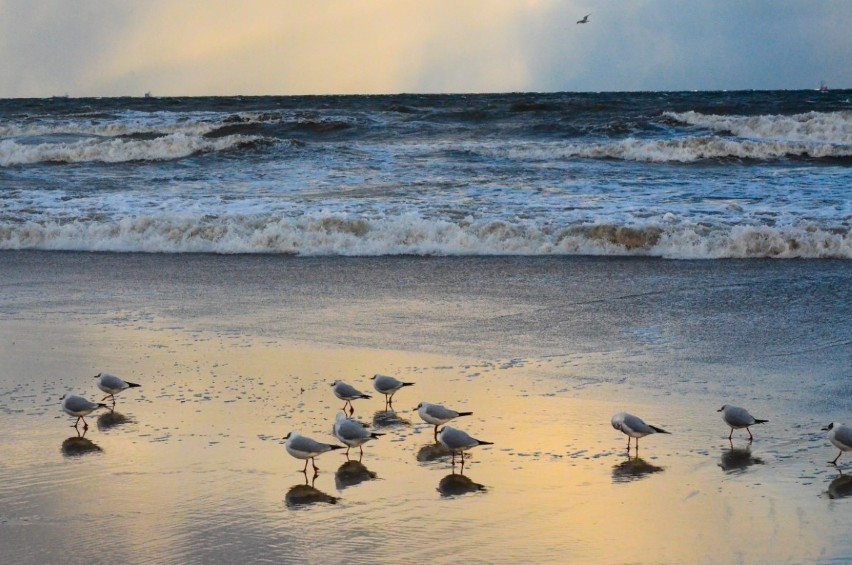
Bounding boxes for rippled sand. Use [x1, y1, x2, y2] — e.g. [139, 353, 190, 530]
[1, 318, 849, 564]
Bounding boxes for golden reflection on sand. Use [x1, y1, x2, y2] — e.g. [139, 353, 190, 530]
[0, 321, 839, 564]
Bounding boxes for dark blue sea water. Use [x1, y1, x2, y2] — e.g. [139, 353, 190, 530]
[0, 91, 850, 257]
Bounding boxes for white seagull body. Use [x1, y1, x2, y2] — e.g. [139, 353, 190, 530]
[371, 374, 414, 404]
[718, 405, 768, 441]
[823, 422, 852, 465]
[416, 402, 473, 439]
[333, 412, 383, 456]
[94, 372, 141, 403]
[331, 380, 371, 415]
[611, 412, 670, 451]
[61, 394, 107, 430]
[438, 426, 493, 468]
[284, 431, 344, 473]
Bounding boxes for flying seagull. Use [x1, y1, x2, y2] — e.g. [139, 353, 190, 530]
[577, 14, 590, 24]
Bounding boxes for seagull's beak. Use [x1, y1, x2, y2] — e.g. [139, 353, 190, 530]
[821, 425, 830, 431]
[716, 407, 723, 412]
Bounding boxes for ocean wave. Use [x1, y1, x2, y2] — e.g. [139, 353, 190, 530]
[0, 113, 220, 139]
[664, 110, 852, 145]
[497, 136, 852, 163]
[0, 214, 848, 259]
[0, 133, 262, 165]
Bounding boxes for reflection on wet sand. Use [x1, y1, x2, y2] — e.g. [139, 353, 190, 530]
[335, 459, 378, 490]
[438, 473, 486, 497]
[61, 434, 103, 457]
[827, 473, 852, 500]
[286, 474, 340, 508]
[611, 456, 664, 483]
[97, 410, 132, 431]
[719, 442, 764, 473]
[372, 409, 410, 429]
[416, 442, 452, 463]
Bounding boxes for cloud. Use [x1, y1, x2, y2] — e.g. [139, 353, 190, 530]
[0, 0, 849, 97]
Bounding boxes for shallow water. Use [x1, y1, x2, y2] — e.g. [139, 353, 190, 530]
[0, 253, 850, 563]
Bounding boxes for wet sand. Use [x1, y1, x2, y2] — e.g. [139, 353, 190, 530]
[0, 252, 850, 564]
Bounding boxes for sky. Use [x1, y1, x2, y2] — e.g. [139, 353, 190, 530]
[0, 0, 849, 98]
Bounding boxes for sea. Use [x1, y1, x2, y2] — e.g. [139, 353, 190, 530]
[0, 90, 849, 258]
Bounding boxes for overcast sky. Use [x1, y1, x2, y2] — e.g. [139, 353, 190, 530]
[1, 0, 849, 98]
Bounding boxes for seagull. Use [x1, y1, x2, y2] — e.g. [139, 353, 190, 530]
[371, 374, 414, 405]
[330, 380, 371, 416]
[284, 432, 345, 473]
[333, 412, 384, 457]
[822, 423, 852, 465]
[577, 14, 590, 24]
[61, 394, 107, 430]
[416, 402, 473, 440]
[94, 372, 141, 405]
[718, 405, 768, 441]
[437, 426, 493, 469]
[611, 412, 671, 452]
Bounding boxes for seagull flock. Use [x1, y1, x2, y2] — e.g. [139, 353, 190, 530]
[62, 372, 851, 478]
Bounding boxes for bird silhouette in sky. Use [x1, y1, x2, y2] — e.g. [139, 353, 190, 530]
[577, 14, 590, 24]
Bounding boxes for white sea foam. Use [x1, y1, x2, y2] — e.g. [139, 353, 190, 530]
[0, 133, 259, 165]
[0, 111, 221, 139]
[0, 213, 848, 259]
[664, 110, 852, 145]
[495, 136, 852, 163]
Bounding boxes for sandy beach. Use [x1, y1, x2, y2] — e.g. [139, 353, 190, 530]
[0, 252, 850, 564]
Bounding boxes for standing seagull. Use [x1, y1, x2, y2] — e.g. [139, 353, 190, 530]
[332, 412, 384, 457]
[94, 372, 141, 405]
[371, 374, 414, 405]
[822, 423, 852, 466]
[611, 412, 671, 452]
[416, 402, 473, 440]
[718, 405, 768, 441]
[331, 380, 371, 416]
[284, 432, 344, 473]
[576, 14, 590, 24]
[61, 394, 107, 431]
[438, 426, 493, 470]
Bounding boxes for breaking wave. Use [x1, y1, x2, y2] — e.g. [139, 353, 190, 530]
[0, 133, 262, 165]
[495, 136, 852, 163]
[664, 110, 852, 145]
[0, 213, 848, 259]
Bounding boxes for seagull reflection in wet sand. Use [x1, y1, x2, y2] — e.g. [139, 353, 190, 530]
[611, 455, 664, 482]
[372, 409, 410, 429]
[438, 473, 486, 497]
[61, 432, 103, 457]
[719, 441, 764, 473]
[827, 473, 852, 500]
[417, 442, 453, 463]
[97, 410, 133, 431]
[286, 474, 339, 507]
[335, 459, 378, 490]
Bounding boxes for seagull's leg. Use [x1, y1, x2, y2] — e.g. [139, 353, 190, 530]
[81, 416, 89, 431]
[303, 459, 309, 473]
[348, 402, 355, 417]
[73, 417, 81, 429]
[312, 457, 320, 472]
[345, 445, 350, 457]
[747, 427, 754, 442]
[830, 451, 842, 465]
[626, 437, 631, 452]
[359, 444, 364, 457]
[728, 428, 734, 440]
[434, 425, 439, 442]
